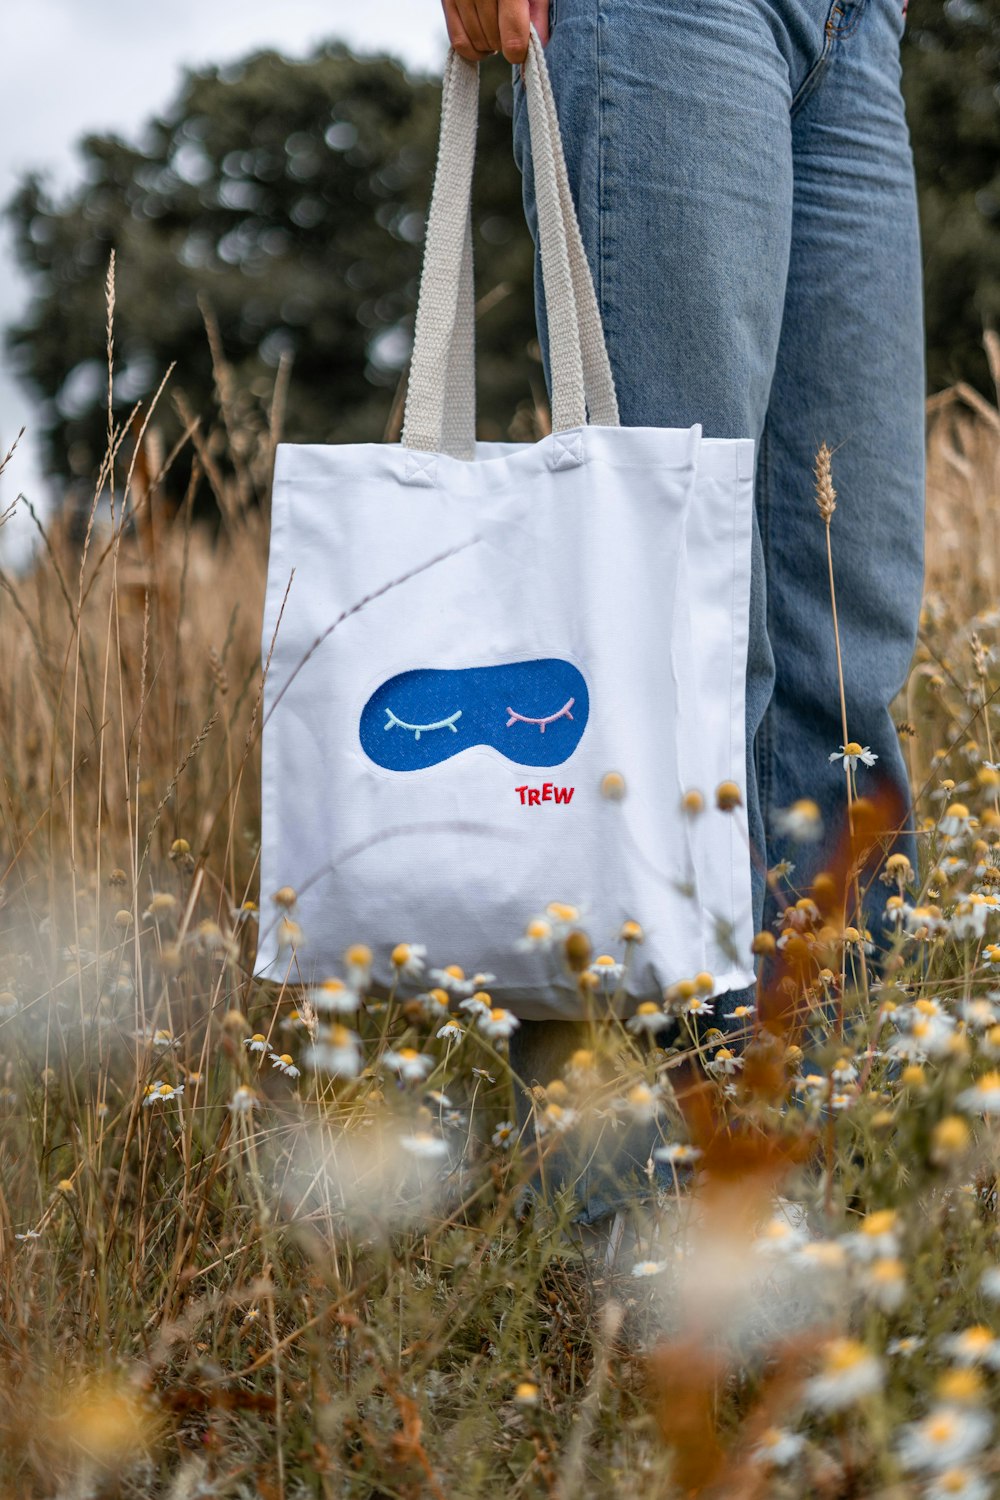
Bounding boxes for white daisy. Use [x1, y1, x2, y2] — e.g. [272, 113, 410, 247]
[631, 1260, 670, 1278]
[516, 918, 556, 952]
[308, 978, 359, 1015]
[939, 1327, 1000, 1368]
[459, 992, 492, 1021]
[956, 1072, 1000, 1113]
[829, 742, 878, 771]
[390, 942, 427, 980]
[961, 999, 997, 1030]
[399, 1132, 450, 1160]
[142, 1080, 184, 1105]
[653, 1142, 702, 1166]
[627, 1001, 667, 1035]
[803, 1339, 883, 1411]
[978, 1266, 1000, 1301]
[492, 1120, 517, 1149]
[706, 1047, 742, 1076]
[588, 955, 625, 991]
[773, 799, 823, 842]
[478, 1007, 520, 1041]
[951, 894, 1000, 941]
[751, 1428, 805, 1468]
[244, 1033, 269, 1053]
[268, 1053, 301, 1078]
[896, 1406, 992, 1473]
[343, 944, 373, 989]
[304, 1025, 362, 1078]
[887, 1335, 924, 1357]
[429, 966, 496, 996]
[923, 1470, 990, 1500]
[383, 1047, 434, 1083]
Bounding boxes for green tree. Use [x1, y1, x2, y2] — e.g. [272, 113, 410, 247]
[4, 43, 538, 504]
[902, 0, 1000, 393]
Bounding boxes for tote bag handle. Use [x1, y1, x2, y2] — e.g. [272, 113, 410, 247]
[401, 23, 620, 459]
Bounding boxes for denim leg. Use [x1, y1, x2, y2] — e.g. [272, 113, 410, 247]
[510, 0, 924, 1216]
[755, 0, 925, 939]
[508, 1015, 679, 1225]
[512, 0, 803, 941]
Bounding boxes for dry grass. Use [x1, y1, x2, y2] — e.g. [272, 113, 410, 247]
[4, 286, 1000, 1497]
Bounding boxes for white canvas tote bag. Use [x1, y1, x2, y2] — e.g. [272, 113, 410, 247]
[255, 24, 755, 1018]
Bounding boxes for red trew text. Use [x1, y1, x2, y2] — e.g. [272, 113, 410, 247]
[514, 784, 574, 806]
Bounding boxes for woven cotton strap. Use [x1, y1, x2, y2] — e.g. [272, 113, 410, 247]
[402, 24, 619, 458]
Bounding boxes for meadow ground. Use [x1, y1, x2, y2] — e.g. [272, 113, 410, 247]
[3, 289, 1000, 1497]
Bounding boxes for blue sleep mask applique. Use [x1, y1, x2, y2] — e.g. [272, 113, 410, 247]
[360, 659, 589, 771]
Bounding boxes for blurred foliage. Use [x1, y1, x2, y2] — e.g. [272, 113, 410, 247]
[3, 7, 999, 509]
[2, 44, 539, 506]
[903, 0, 1000, 395]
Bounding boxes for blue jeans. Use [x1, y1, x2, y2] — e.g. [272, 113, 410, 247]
[509, 0, 925, 1222]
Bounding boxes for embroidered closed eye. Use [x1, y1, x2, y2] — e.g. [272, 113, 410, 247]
[385, 707, 462, 741]
[506, 697, 575, 734]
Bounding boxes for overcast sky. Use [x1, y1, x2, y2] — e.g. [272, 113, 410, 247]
[0, 0, 449, 561]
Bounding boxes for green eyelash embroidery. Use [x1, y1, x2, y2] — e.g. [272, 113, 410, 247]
[384, 708, 463, 741]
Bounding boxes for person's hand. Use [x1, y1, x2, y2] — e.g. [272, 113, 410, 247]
[441, 0, 550, 66]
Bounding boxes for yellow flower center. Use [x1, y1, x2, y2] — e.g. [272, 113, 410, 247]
[927, 1415, 958, 1444]
[937, 1368, 983, 1403]
[870, 1258, 903, 1283]
[825, 1338, 868, 1373]
[844, 742, 863, 757]
[862, 1210, 897, 1237]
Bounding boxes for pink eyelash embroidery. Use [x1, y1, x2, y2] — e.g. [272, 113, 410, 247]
[506, 697, 575, 733]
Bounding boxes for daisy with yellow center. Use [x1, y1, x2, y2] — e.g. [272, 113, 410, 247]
[269, 1052, 301, 1078]
[305, 1025, 362, 1077]
[343, 943, 372, 987]
[829, 742, 878, 770]
[309, 978, 358, 1015]
[940, 1326, 1000, 1367]
[956, 1071, 1000, 1113]
[627, 1000, 666, 1035]
[803, 1338, 883, 1411]
[774, 798, 823, 842]
[142, 1080, 184, 1105]
[896, 1405, 992, 1473]
[382, 1047, 433, 1083]
[517, 917, 555, 951]
[390, 942, 427, 979]
[478, 1007, 520, 1041]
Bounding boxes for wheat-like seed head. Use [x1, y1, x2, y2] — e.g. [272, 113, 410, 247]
[814, 440, 837, 523]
